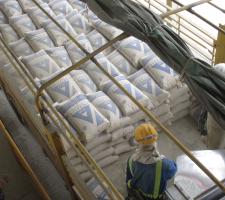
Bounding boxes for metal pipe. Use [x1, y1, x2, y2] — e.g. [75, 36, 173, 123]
[208, 2, 225, 14]
[31, 0, 225, 192]
[161, 0, 212, 18]
[171, 0, 225, 36]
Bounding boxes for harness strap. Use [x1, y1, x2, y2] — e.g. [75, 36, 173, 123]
[153, 160, 162, 199]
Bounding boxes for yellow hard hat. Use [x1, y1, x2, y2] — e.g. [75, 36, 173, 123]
[134, 123, 158, 145]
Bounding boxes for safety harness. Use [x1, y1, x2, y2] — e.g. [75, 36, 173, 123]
[127, 158, 163, 199]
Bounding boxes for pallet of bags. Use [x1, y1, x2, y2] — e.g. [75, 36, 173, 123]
[140, 51, 191, 122]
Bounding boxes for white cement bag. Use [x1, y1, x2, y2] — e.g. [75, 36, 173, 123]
[9, 14, 36, 37]
[110, 137, 128, 146]
[40, 70, 82, 103]
[80, 171, 92, 182]
[26, 3, 56, 28]
[89, 143, 109, 157]
[42, 14, 77, 46]
[25, 28, 55, 51]
[170, 84, 189, 101]
[65, 34, 93, 66]
[56, 94, 109, 141]
[107, 50, 136, 76]
[49, 0, 73, 15]
[0, 0, 22, 18]
[87, 178, 109, 200]
[151, 103, 170, 117]
[9, 38, 34, 57]
[0, 24, 19, 43]
[17, 0, 40, 11]
[85, 9, 99, 23]
[87, 30, 113, 55]
[128, 69, 170, 106]
[114, 142, 132, 155]
[85, 56, 121, 87]
[94, 147, 114, 162]
[86, 133, 111, 151]
[111, 125, 134, 141]
[171, 93, 190, 107]
[0, 50, 9, 67]
[70, 70, 97, 94]
[158, 112, 173, 124]
[21, 50, 60, 79]
[129, 110, 148, 124]
[1, 64, 26, 89]
[74, 163, 87, 174]
[101, 75, 151, 116]
[98, 155, 119, 169]
[46, 46, 72, 68]
[172, 109, 189, 122]
[141, 53, 179, 90]
[68, 0, 86, 11]
[92, 19, 123, 40]
[171, 101, 191, 114]
[87, 91, 131, 132]
[66, 11, 93, 34]
[116, 37, 151, 68]
[0, 10, 7, 24]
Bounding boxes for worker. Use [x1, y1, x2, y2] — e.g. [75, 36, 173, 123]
[126, 123, 177, 200]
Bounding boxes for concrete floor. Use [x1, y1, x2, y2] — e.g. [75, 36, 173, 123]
[104, 116, 207, 196]
[0, 90, 41, 200]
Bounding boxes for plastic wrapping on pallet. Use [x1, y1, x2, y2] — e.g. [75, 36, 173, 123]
[0, 0, 22, 18]
[42, 14, 77, 46]
[87, 29, 114, 55]
[9, 14, 36, 37]
[56, 94, 109, 141]
[46, 46, 72, 68]
[21, 50, 60, 79]
[170, 84, 189, 101]
[171, 93, 190, 107]
[40, 70, 82, 103]
[26, 3, 56, 28]
[107, 50, 136, 76]
[91, 19, 123, 40]
[141, 53, 179, 90]
[171, 101, 191, 115]
[101, 75, 151, 116]
[8, 38, 34, 57]
[70, 70, 97, 94]
[0, 24, 19, 43]
[172, 109, 189, 122]
[49, 0, 73, 16]
[25, 28, 55, 51]
[116, 36, 151, 68]
[66, 10, 94, 34]
[151, 103, 170, 117]
[128, 69, 170, 106]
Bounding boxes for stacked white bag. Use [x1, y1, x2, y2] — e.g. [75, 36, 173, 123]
[140, 51, 191, 122]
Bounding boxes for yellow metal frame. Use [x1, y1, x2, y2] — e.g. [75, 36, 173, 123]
[1, 0, 225, 198]
[215, 25, 225, 64]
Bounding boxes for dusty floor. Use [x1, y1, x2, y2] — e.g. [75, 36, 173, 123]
[0, 89, 41, 200]
[104, 116, 206, 196]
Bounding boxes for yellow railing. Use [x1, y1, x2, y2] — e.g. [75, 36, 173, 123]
[1, 0, 225, 199]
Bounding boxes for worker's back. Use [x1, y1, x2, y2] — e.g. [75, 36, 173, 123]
[126, 157, 177, 200]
